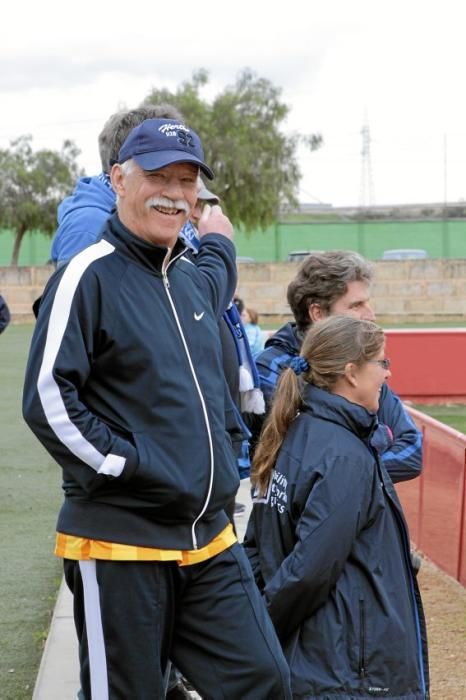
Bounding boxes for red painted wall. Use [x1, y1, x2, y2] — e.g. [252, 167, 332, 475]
[396, 407, 466, 587]
[385, 329, 466, 401]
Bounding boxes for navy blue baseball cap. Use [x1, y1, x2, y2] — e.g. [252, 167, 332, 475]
[117, 118, 214, 180]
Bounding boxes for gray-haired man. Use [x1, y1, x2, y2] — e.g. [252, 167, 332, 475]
[24, 119, 291, 699]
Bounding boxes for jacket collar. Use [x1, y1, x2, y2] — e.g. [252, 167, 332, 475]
[302, 384, 377, 441]
[265, 321, 301, 354]
[103, 213, 188, 272]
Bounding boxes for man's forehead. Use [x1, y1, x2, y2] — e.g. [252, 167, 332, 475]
[341, 279, 371, 303]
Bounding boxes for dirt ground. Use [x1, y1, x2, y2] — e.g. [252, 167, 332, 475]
[417, 553, 466, 699]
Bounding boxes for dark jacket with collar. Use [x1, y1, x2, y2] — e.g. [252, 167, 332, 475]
[23, 213, 239, 550]
[46, 178, 250, 478]
[0, 294, 10, 334]
[255, 321, 423, 482]
[244, 385, 429, 699]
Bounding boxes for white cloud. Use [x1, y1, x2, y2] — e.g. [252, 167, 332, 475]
[2, 0, 466, 205]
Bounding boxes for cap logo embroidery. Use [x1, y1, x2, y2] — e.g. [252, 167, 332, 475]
[177, 131, 195, 149]
[158, 123, 195, 149]
[159, 123, 189, 134]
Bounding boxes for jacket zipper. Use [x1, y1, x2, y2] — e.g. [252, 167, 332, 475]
[161, 247, 215, 549]
[359, 598, 366, 678]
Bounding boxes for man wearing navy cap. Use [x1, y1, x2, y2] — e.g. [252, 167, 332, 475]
[23, 119, 291, 699]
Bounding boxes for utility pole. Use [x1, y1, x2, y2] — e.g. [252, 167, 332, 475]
[358, 115, 375, 256]
[359, 117, 375, 209]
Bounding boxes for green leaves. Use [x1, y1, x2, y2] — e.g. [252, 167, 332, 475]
[0, 136, 83, 265]
[0, 70, 323, 264]
[143, 68, 322, 232]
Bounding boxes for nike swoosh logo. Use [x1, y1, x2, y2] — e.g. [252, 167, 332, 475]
[194, 311, 205, 321]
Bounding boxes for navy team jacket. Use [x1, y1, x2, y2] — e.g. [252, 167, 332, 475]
[23, 213, 239, 551]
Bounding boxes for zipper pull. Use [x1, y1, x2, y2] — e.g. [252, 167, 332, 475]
[162, 247, 171, 289]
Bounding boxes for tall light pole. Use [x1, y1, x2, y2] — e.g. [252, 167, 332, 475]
[359, 117, 375, 209]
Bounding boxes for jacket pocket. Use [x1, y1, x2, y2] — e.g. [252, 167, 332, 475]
[130, 431, 186, 502]
[130, 430, 209, 516]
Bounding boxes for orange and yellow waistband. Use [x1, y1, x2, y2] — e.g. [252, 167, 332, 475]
[55, 523, 237, 567]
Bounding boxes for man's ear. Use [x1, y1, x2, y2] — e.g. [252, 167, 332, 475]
[308, 303, 325, 323]
[110, 164, 125, 197]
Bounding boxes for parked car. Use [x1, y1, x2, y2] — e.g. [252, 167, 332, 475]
[236, 256, 256, 263]
[381, 248, 428, 260]
[287, 250, 323, 262]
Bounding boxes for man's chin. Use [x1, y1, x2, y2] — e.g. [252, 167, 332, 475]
[148, 223, 187, 248]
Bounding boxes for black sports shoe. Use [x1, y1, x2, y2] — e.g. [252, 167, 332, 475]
[166, 679, 192, 699]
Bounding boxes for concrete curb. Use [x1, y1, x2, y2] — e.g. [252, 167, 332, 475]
[32, 578, 79, 700]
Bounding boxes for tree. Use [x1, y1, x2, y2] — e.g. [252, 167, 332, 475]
[143, 69, 322, 231]
[0, 136, 83, 265]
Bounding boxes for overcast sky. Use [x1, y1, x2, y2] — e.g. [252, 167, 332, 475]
[2, 0, 466, 207]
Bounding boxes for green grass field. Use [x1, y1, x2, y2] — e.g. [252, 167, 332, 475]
[412, 403, 466, 434]
[0, 324, 62, 700]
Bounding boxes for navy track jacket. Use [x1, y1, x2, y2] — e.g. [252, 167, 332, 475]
[23, 214, 240, 551]
[255, 322, 423, 482]
[0, 294, 10, 334]
[244, 385, 429, 698]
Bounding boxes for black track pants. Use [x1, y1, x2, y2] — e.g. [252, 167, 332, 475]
[64, 542, 291, 700]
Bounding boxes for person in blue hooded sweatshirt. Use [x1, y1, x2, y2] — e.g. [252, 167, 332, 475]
[50, 104, 183, 267]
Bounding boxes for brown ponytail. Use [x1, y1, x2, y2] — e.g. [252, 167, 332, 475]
[252, 368, 305, 496]
[251, 316, 385, 496]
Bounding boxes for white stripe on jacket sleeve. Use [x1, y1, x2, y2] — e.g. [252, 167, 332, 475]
[37, 240, 126, 475]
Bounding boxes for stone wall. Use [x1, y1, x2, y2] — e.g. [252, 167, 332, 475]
[2, 259, 466, 325]
[368, 259, 466, 322]
[236, 258, 466, 325]
[0, 265, 54, 323]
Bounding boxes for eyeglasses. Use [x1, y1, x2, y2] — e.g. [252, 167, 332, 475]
[368, 358, 391, 370]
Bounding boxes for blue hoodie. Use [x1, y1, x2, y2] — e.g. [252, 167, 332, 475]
[50, 175, 116, 265]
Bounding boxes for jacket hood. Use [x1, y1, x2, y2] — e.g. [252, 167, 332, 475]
[57, 176, 116, 224]
[302, 384, 377, 441]
[264, 322, 300, 355]
[51, 176, 117, 264]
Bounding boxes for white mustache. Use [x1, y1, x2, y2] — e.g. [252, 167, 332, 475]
[145, 196, 190, 213]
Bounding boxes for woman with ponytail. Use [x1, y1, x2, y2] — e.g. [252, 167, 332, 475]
[244, 315, 429, 700]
